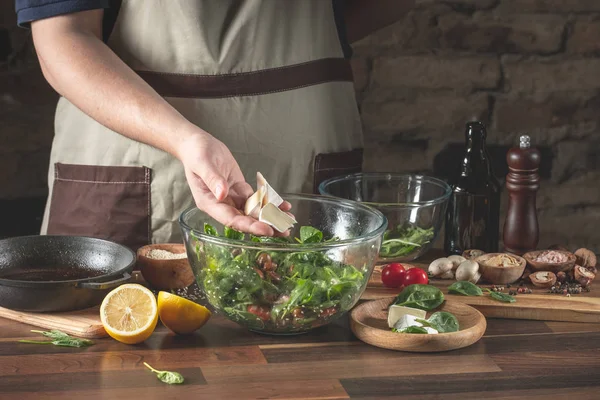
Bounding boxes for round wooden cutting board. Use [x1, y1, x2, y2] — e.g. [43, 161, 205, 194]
[350, 297, 487, 352]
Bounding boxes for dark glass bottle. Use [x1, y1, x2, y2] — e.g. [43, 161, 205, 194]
[444, 121, 501, 255]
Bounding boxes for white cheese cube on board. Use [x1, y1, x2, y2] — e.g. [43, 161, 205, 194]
[387, 305, 427, 328]
[423, 327, 439, 334]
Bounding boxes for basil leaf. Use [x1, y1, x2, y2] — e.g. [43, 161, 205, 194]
[299, 226, 323, 243]
[204, 223, 218, 237]
[396, 326, 428, 334]
[53, 338, 94, 347]
[144, 362, 184, 385]
[489, 291, 516, 303]
[393, 284, 445, 311]
[31, 329, 71, 340]
[423, 311, 460, 333]
[223, 226, 244, 240]
[448, 281, 483, 297]
[19, 330, 94, 348]
[157, 371, 185, 385]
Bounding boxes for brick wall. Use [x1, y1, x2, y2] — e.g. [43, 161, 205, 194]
[352, 0, 600, 251]
[0, 1, 599, 249]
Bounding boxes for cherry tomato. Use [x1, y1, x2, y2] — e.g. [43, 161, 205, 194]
[247, 305, 271, 321]
[402, 267, 429, 286]
[320, 306, 337, 318]
[381, 263, 406, 288]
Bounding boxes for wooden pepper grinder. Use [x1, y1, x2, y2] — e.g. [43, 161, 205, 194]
[503, 135, 541, 255]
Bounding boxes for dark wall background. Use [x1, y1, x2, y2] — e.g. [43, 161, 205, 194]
[1, 0, 599, 250]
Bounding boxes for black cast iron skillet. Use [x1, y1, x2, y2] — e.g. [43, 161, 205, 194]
[0, 235, 135, 312]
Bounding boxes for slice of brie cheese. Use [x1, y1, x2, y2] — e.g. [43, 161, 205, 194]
[244, 186, 265, 219]
[257, 172, 284, 208]
[243, 172, 296, 232]
[387, 305, 427, 329]
[259, 203, 297, 233]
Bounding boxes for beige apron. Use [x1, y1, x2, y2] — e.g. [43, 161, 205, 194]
[42, 0, 364, 250]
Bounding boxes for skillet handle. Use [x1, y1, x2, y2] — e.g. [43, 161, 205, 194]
[77, 272, 132, 290]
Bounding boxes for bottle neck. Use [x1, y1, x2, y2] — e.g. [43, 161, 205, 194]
[460, 127, 494, 181]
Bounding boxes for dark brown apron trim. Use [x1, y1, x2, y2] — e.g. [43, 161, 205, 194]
[135, 58, 354, 99]
[53, 163, 148, 184]
[313, 149, 364, 194]
[47, 163, 151, 251]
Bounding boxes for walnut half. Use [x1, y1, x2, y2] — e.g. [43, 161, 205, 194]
[574, 248, 597, 270]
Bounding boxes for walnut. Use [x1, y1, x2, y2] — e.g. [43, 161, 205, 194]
[530, 271, 557, 288]
[574, 248, 597, 269]
[574, 265, 596, 285]
[462, 249, 486, 259]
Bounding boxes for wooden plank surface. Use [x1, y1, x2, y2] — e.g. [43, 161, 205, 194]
[363, 251, 600, 323]
[1, 311, 600, 399]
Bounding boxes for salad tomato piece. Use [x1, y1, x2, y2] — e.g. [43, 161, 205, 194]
[402, 267, 429, 286]
[247, 305, 271, 321]
[381, 263, 406, 288]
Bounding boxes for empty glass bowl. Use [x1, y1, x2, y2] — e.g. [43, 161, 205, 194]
[179, 194, 387, 334]
[319, 173, 451, 262]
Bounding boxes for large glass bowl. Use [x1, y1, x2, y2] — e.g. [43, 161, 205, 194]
[179, 194, 387, 335]
[319, 173, 451, 263]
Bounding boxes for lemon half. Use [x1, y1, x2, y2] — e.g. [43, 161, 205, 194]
[157, 291, 211, 334]
[100, 283, 158, 344]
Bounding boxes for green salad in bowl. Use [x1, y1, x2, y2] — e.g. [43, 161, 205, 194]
[179, 194, 387, 334]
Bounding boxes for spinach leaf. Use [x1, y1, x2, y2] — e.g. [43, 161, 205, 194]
[224, 226, 244, 240]
[144, 362, 184, 385]
[393, 284, 445, 311]
[299, 226, 323, 243]
[416, 311, 460, 333]
[380, 224, 434, 258]
[394, 326, 428, 334]
[489, 291, 516, 303]
[204, 223, 218, 236]
[19, 330, 94, 348]
[448, 281, 483, 296]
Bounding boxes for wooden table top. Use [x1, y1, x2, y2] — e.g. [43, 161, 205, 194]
[2, 307, 600, 399]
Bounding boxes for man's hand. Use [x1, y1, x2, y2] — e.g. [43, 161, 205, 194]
[177, 132, 291, 237]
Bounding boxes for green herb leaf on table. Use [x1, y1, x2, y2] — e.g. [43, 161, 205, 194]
[19, 330, 94, 348]
[448, 281, 484, 296]
[489, 291, 516, 303]
[416, 311, 460, 333]
[393, 284, 445, 311]
[144, 362, 184, 385]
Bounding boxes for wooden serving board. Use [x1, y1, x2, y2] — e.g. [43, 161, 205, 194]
[363, 256, 600, 324]
[351, 298, 486, 352]
[0, 305, 106, 338]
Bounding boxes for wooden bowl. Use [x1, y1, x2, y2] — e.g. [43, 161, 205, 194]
[137, 243, 195, 290]
[350, 297, 486, 352]
[475, 253, 526, 285]
[522, 250, 576, 274]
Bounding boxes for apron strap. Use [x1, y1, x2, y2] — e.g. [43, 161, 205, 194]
[135, 58, 353, 98]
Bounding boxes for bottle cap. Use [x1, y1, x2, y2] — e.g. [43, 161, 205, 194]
[519, 135, 531, 149]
